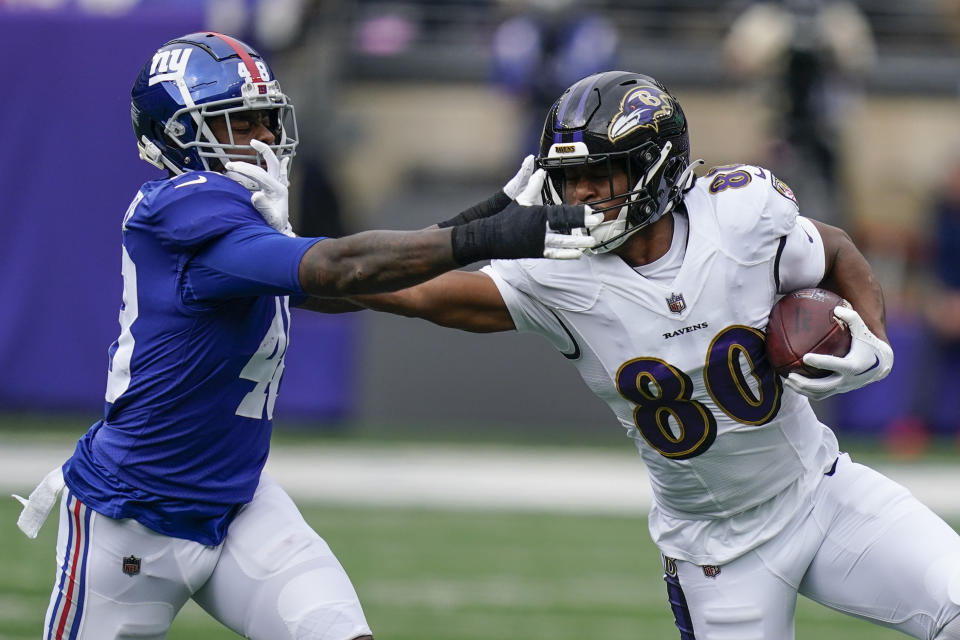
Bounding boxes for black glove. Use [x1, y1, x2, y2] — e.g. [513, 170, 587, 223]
[450, 202, 599, 265]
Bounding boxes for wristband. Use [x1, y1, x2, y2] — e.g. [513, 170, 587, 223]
[436, 190, 511, 229]
[450, 202, 584, 265]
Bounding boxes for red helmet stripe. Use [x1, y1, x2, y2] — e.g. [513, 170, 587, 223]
[206, 31, 263, 82]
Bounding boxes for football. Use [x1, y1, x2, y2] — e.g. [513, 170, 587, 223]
[765, 288, 852, 378]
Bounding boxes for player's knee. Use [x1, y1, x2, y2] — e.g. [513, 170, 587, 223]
[283, 603, 371, 640]
[939, 567, 960, 639]
[935, 614, 960, 640]
[276, 575, 370, 640]
[930, 554, 960, 640]
[271, 564, 371, 640]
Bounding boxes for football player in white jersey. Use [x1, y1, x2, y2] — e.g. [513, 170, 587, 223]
[15, 33, 600, 640]
[334, 71, 960, 639]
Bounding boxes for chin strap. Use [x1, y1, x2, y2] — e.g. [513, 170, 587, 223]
[197, 114, 233, 172]
[672, 158, 704, 198]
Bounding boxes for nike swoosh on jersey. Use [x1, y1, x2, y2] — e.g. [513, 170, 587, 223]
[855, 356, 880, 376]
[548, 308, 581, 360]
[804, 229, 814, 243]
[174, 175, 208, 189]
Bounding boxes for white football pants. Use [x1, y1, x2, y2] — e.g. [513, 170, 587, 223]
[43, 474, 372, 640]
[663, 454, 960, 639]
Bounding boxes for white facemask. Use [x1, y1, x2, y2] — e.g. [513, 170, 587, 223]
[586, 141, 673, 254]
[586, 155, 704, 255]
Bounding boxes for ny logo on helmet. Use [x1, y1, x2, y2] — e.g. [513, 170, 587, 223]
[608, 86, 675, 142]
[149, 48, 191, 80]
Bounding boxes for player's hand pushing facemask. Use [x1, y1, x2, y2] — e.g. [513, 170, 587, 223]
[543, 203, 603, 259]
[450, 201, 602, 264]
[225, 140, 295, 237]
[447, 166, 600, 263]
[783, 305, 894, 400]
[517, 168, 599, 259]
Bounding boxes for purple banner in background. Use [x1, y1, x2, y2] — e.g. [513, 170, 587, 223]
[0, 10, 356, 420]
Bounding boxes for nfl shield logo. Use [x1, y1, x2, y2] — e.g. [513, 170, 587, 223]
[702, 565, 721, 578]
[122, 555, 141, 577]
[666, 292, 686, 314]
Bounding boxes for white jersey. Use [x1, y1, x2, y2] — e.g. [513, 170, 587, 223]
[483, 165, 840, 565]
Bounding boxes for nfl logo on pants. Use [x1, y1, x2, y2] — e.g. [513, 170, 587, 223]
[122, 555, 141, 576]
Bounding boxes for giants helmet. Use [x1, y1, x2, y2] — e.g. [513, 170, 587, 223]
[538, 71, 700, 252]
[131, 32, 298, 175]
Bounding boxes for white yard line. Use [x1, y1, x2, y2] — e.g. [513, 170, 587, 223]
[265, 446, 654, 515]
[0, 442, 956, 518]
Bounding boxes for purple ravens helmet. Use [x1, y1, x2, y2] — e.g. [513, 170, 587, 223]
[538, 71, 699, 252]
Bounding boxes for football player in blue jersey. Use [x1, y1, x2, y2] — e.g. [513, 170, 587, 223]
[336, 71, 960, 640]
[14, 32, 601, 640]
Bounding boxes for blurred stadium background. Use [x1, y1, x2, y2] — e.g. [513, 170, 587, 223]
[1, 0, 959, 638]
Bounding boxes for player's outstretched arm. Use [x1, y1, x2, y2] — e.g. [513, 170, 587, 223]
[297, 227, 457, 296]
[294, 271, 511, 323]
[349, 271, 514, 333]
[295, 297, 367, 314]
[298, 202, 598, 297]
[231, 144, 599, 297]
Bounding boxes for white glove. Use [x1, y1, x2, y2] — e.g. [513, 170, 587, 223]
[544, 205, 603, 259]
[516, 167, 545, 206]
[503, 154, 537, 200]
[783, 305, 894, 400]
[224, 140, 295, 237]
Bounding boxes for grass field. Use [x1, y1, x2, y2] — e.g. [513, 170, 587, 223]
[0, 415, 952, 639]
[0, 499, 927, 639]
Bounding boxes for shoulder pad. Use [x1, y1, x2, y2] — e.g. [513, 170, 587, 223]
[694, 164, 798, 264]
[133, 172, 263, 249]
[488, 258, 601, 312]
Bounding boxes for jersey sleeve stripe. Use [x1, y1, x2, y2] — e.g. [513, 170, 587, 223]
[773, 235, 787, 292]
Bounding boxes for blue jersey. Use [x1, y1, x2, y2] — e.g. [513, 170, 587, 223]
[62, 171, 322, 545]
